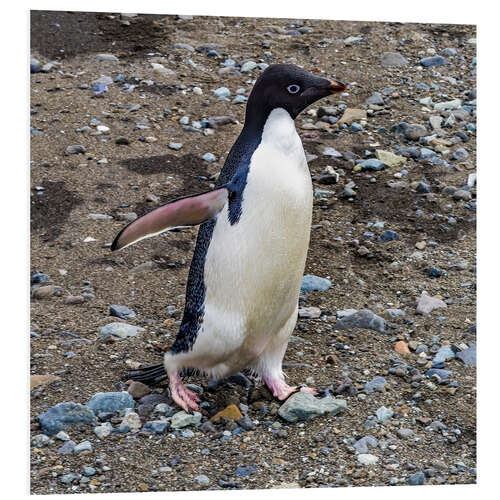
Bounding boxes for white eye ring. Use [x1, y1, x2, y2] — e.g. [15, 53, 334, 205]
[287, 84, 300, 94]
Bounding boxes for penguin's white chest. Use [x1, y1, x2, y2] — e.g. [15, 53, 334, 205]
[196, 108, 312, 369]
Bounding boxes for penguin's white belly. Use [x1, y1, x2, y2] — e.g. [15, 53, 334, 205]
[189, 108, 312, 374]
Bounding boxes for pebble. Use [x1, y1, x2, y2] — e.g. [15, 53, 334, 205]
[115, 136, 130, 145]
[30, 373, 61, 389]
[298, 307, 321, 319]
[32, 434, 51, 447]
[358, 159, 384, 171]
[38, 402, 96, 435]
[364, 376, 387, 394]
[376, 406, 394, 423]
[94, 423, 112, 439]
[375, 150, 406, 168]
[432, 346, 455, 367]
[57, 440, 76, 454]
[240, 61, 257, 72]
[407, 472, 426, 485]
[82, 466, 96, 476]
[99, 322, 144, 340]
[210, 404, 243, 421]
[94, 53, 119, 62]
[235, 466, 257, 477]
[452, 148, 469, 161]
[195, 474, 210, 485]
[402, 123, 428, 141]
[434, 99, 462, 111]
[378, 230, 398, 242]
[31, 271, 49, 284]
[60, 472, 80, 484]
[277, 392, 346, 423]
[428, 266, 445, 278]
[65, 145, 86, 155]
[453, 189, 472, 201]
[109, 304, 136, 319]
[323, 146, 342, 158]
[87, 392, 135, 414]
[120, 411, 142, 430]
[354, 435, 378, 454]
[397, 428, 414, 439]
[74, 440, 92, 454]
[357, 454, 379, 466]
[420, 56, 446, 67]
[380, 52, 409, 67]
[127, 381, 151, 399]
[334, 309, 386, 334]
[168, 142, 183, 150]
[202, 152, 216, 162]
[213, 87, 231, 99]
[142, 421, 169, 434]
[300, 275, 331, 292]
[170, 411, 202, 429]
[416, 292, 447, 315]
[394, 341, 411, 355]
[456, 344, 476, 366]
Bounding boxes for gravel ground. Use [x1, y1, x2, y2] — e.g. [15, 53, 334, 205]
[30, 11, 476, 494]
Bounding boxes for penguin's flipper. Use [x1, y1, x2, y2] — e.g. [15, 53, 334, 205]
[111, 187, 229, 251]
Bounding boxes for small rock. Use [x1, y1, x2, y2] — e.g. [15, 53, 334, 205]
[376, 406, 393, 423]
[298, 307, 321, 319]
[375, 150, 406, 168]
[456, 344, 476, 366]
[65, 145, 86, 155]
[195, 474, 210, 485]
[420, 56, 446, 67]
[394, 341, 411, 355]
[120, 411, 142, 430]
[213, 87, 231, 99]
[127, 381, 151, 399]
[381, 52, 409, 67]
[416, 292, 447, 315]
[277, 392, 346, 423]
[109, 305, 136, 319]
[99, 322, 144, 340]
[357, 454, 379, 466]
[94, 53, 119, 62]
[74, 440, 92, 454]
[407, 472, 426, 485]
[300, 275, 331, 292]
[86, 392, 134, 414]
[38, 402, 96, 436]
[202, 152, 216, 162]
[378, 230, 398, 242]
[210, 404, 243, 421]
[364, 376, 387, 394]
[170, 411, 202, 429]
[30, 374, 61, 390]
[335, 309, 386, 334]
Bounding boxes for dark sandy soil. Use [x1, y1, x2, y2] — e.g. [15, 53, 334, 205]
[30, 11, 476, 494]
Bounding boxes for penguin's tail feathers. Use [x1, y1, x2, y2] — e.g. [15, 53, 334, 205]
[127, 364, 167, 384]
[111, 186, 229, 252]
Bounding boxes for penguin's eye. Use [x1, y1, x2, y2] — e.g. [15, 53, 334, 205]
[287, 84, 300, 94]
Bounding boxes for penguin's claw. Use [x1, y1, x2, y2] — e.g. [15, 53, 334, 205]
[169, 372, 200, 412]
[300, 386, 319, 396]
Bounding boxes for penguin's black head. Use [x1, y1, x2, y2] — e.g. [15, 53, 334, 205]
[246, 63, 346, 122]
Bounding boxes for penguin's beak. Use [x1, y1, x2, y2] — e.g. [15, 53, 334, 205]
[328, 80, 347, 93]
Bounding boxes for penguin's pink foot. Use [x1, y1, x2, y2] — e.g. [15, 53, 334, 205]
[263, 377, 318, 401]
[168, 372, 200, 412]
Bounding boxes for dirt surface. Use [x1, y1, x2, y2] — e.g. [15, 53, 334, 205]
[30, 11, 476, 494]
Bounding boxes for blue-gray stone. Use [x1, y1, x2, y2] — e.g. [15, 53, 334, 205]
[57, 440, 76, 454]
[202, 152, 216, 162]
[456, 344, 476, 366]
[428, 266, 445, 278]
[378, 230, 398, 242]
[420, 56, 446, 67]
[354, 435, 378, 454]
[376, 406, 393, 423]
[408, 472, 426, 485]
[31, 57, 41, 73]
[426, 368, 453, 381]
[452, 148, 469, 161]
[213, 87, 230, 98]
[278, 392, 346, 423]
[109, 304, 136, 319]
[39, 402, 96, 436]
[74, 440, 92, 454]
[31, 271, 49, 285]
[142, 421, 169, 434]
[364, 376, 387, 394]
[181, 429, 195, 438]
[86, 392, 134, 414]
[232, 95, 247, 104]
[240, 61, 257, 72]
[82, 466, 96, 476]
[432, 346, 455, 367]
[235, 466, 256, 477]
[365, 92, 385, 105]
[322, 146, 342, 158]
[301, 275, 331, 292]
[99, 322, 143, 340]
[360, 159, 384, 171]
[60, 472, 80, 484]
[351, 123, 363, 132]
[335, 309, 387, 334]
[441, 48, 457, 57]
[416, 181, 431, 193]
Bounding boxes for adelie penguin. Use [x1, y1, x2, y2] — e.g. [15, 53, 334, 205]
[111, 64, 346, 412]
